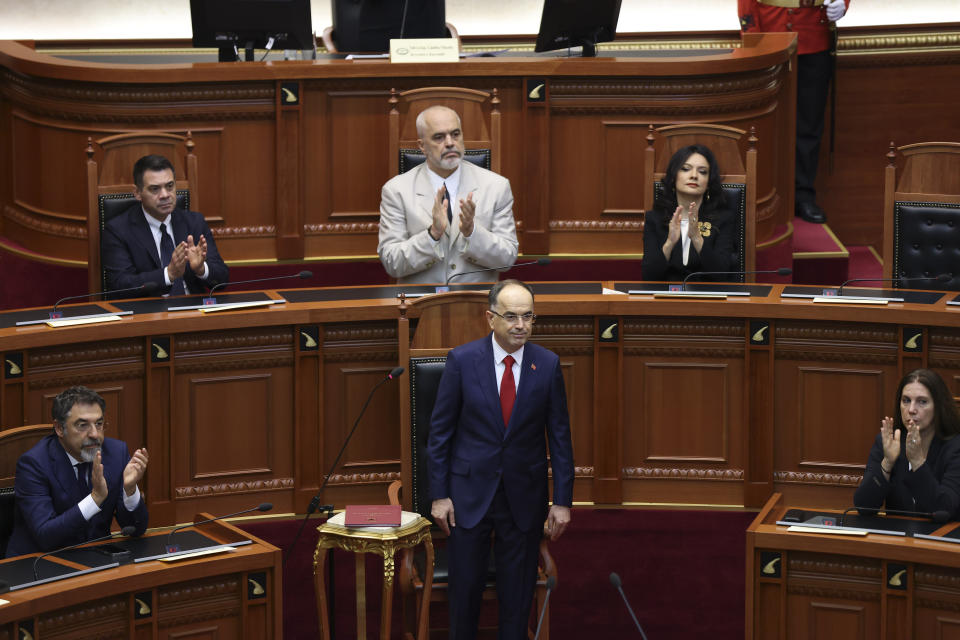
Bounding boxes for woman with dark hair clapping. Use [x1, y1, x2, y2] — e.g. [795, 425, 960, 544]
[641, 144, 737, 282]
[854, 368, 960, 520]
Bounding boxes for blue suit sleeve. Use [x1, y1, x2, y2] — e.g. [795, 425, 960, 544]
[545, 356, 575, 507]
[427, 350, 463, 501]
[14, 453, 88, 552]
[110, 442, 150, 536]
[102, 218, 167, 292]
[188, 213, 229, 290]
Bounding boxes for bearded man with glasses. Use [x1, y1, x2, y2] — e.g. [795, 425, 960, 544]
[6, 386, 148, 557]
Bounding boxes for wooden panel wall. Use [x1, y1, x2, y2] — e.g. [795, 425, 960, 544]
[0, 34, 796, 269]
[3, 287, 960, 524]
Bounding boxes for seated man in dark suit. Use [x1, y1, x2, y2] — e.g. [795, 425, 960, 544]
[5, 386, 149, 557]
[102, 154, 228, 295]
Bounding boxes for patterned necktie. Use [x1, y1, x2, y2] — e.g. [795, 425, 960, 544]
[76, 461, 90, 495]
[500, 355, 516, 428]
[159, 223, 185, 296]
[444, 183, 453, 224]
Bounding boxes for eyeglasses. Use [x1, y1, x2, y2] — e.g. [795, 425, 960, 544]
[68, 419, 106, 434]
[489, 310, 536, 325]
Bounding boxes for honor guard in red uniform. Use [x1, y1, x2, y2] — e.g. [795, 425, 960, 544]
[739, 0, 850, 224]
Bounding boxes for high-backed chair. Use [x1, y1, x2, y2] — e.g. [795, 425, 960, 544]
[882, 141, 960, 290]
[642, 124, 758, 281]
[0, 424, 52, 557]
[85, 132, 200, 294]
[391, 292, 557, 639]
[388, 86, 501, 176]
[320, 21, 460, 54]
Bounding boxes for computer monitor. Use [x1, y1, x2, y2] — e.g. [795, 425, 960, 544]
[331, 0, 447, 53]
[534, 0, 622, 57]
[190, 0, 315, 62]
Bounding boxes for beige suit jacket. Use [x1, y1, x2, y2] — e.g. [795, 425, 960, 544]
[377, 161, 518, 284]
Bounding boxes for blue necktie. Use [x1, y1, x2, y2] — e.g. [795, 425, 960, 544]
[76, 461, 90, 496]
[159, 223, 185, 295]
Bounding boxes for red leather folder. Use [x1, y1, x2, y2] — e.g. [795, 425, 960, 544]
[344, 504, 402, 527]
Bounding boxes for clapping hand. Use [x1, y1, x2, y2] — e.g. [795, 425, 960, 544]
[880, 416, 899, 473]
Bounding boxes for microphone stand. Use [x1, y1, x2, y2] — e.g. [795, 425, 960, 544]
[443, 258, 552, 287]
[283, 367, 405, 567]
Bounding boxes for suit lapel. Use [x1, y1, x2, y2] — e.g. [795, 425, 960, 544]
[449, 163, 479, 247]
[48, 437, 82, 502]
[509, 345, 539, 436]
[473, 336, 504, 434]
[129, 209, 162, 269]
[170, 209, 190, 245]
[413, 166, 437, 235]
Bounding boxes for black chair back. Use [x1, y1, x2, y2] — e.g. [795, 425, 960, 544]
[652, 181, 746, 279]
[409, 356, 447, 520]
[893, 201, 960, 290]
[399, 149, 491, 175]
[98, 191, 190, 292]
[0, 487, 14, 558]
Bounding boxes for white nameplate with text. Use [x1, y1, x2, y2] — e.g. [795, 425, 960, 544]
[390, 38, 459, 63]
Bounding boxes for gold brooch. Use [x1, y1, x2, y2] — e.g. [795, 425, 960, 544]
[698, 221, 712, 237]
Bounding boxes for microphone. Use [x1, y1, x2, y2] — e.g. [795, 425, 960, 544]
[609, 572, 649, 640]
[34, 525, 137, 581]
[207, 270, 312, 298]
[445, 258, 551, 286]
[51, 282, 160, 318]
[836, 274, 950, 296]
[399, 0, 411, 39]
[842, 505, 950, 527]
[165, 502, 272, 553]
[681, 267, 792, 291]
[532, 575, 556, 640]
[283, 367, 405, 565]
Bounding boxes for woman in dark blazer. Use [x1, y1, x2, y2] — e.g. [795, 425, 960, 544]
[854, 369, 960, 520]
[641, 144, 737, 282]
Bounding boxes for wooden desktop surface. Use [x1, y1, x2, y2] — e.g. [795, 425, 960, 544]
[0, 516, 282, 637]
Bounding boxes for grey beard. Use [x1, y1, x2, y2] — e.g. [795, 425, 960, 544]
[80, 442, 101, 463]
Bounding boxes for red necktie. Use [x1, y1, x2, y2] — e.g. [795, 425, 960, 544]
[500, 355, 516, 428]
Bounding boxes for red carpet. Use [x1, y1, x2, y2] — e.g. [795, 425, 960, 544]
[240, 507, 756, 640]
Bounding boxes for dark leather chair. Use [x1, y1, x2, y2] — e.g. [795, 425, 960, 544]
[85, 131, 202, 294]
[643, 123, 758, 281]
[882, 141, 960, 290]
[96, 191, 191, 294]
[391, 291, 556, 638]
[0, 424, 52, 558]
[389, 356, 557, 639]
[652, 180, 747, 277]
[388, 86, 501, 177]
[398, 149, 490, 174]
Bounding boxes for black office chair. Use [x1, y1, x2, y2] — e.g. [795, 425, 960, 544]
[398, 149, 490, 175]
[389, 356, 557, 639]
[0, 424, 52, 558]
[652, 181, 747, 279]
[643, 123, 758, 280]
[96, 191, 190, 294]
[883, 141, 960, 290]
[85, 131, 201, 294]
[388, 86, 501, 177]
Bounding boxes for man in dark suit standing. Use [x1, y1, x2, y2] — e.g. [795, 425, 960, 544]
[428, 279, 574, 639]
[102, 154, 228, 295]
[6, 386, 149, 557]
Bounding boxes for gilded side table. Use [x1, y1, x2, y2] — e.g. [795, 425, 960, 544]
[313, 511, 433, 640]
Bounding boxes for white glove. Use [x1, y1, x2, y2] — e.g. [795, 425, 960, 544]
[824, 0, 847, 22]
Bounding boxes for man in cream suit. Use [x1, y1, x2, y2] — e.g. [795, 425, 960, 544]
[378, 105, 518, 284]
